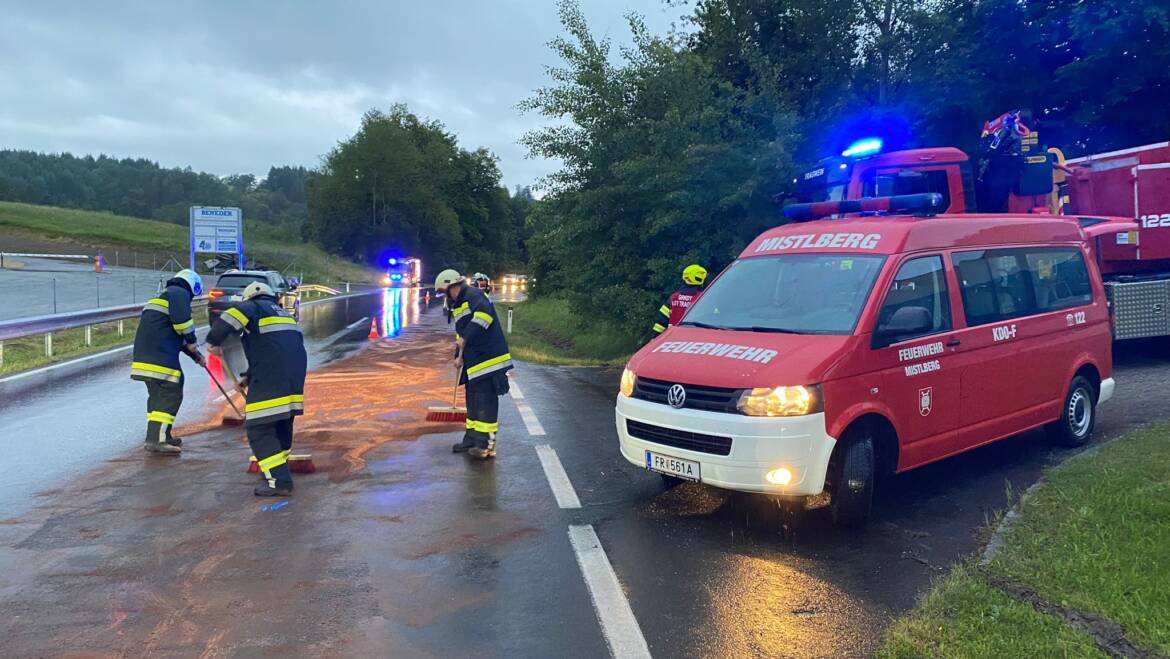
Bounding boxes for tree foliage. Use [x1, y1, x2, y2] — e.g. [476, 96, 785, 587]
[0, 151, 309, 229]
[305, 105, 527, 274]
[525, 0, 1170, 340]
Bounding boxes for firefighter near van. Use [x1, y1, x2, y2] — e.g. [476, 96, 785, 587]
[131, 269, 205, 454]
[652, 264, 708, 334]
[207, 281, 308, 496]
[434, 269, 513, 459]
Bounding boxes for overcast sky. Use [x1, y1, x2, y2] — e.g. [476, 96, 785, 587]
[0, 0, 686, 190]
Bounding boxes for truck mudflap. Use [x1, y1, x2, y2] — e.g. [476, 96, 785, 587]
[1105, 279, 1170, 339]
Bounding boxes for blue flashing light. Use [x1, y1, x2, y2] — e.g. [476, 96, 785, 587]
[391, 274, 402, 280]
[388, 258, 397, 265]
[841, 138, 883, 158]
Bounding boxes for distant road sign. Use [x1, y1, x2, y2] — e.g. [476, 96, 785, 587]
[189, 206, 243, 270]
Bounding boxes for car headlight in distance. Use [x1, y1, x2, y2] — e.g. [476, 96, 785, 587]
[737, 384, 823, 417]
[619, 367, 637, 397]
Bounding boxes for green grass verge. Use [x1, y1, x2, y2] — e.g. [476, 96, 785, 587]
[0, 201, 379, 284]
[880, 566, 1107, 659]
[505, 296, 639, 366]
[881, 423, 1170, 657]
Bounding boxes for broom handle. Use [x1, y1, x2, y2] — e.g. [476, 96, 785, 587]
[204, 363, 245, 418]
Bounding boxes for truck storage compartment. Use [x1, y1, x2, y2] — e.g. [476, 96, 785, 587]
[1105, 278, 1170, 339]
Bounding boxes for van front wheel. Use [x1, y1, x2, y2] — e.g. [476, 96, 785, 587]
[828, 433, 875, 529]
[1048, 376, 1096, 447]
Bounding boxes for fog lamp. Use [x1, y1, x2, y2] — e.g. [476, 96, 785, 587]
[765, 467, 793, 486]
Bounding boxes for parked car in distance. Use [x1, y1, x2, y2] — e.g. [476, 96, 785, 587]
[208, 270, 300, 325]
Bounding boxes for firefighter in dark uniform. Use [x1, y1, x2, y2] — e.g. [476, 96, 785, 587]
[131, 268, 204, 454]
[435, 269, 512, 459]
[206, 281, 308, 496]
[652, 264, 707, 334]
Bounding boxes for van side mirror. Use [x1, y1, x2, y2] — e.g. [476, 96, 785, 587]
[875, 306, 933, 347]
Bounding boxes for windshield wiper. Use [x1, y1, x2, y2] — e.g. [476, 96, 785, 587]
[679, 321, 729, 330]
[729, 326, 807, 334]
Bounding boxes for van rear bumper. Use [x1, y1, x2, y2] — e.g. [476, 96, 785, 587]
[615, 395, 837, 496]
[1099, 377, 1115, 404]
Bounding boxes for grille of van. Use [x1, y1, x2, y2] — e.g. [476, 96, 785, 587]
[632, 377, 741, 413]
[626, 420, 733, 456]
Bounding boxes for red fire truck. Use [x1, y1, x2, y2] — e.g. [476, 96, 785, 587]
[796, 116, 1167, 340]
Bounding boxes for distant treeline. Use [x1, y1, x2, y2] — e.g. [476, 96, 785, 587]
[0, 150, 309, 228]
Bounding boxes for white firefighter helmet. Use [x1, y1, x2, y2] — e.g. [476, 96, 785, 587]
[434, 269, 463, 292]
[242, 281, 276, 300]
[174, 269, 204, 296]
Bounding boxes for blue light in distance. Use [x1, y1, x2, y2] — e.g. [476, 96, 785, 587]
[841, 138, 883, 158]
[388, 258, 397, 265]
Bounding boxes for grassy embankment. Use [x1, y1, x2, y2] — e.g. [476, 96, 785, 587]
[881, 423, 1170, 658]
[0, 201, 377, 284]
[505, 296, 640, 366]
[0, 201, 378, 375]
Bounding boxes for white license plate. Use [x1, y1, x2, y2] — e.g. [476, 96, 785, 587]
[646, 450, 700, 481]
[228, 294, 242, 301]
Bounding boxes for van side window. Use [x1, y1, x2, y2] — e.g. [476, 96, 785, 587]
[1026, 248, 1092, 311]
[953, 249, 1038, 325]
[874, 255, 952, 344]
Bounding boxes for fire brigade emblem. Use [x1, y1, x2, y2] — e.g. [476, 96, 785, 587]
[919, 387, 933, 417]
[667, 384, 687, 409]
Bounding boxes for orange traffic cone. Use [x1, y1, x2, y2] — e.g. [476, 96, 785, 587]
[368, 318, 379, 340]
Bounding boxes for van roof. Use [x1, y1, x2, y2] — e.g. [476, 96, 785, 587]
[742, 214, 1087, 258]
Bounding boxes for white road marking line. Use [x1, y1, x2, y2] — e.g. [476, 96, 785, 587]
[536, 445, 581, 509]
[508, 378, 546, 435]
[568, 525, 652, 659]
[344, 315, 370, 330]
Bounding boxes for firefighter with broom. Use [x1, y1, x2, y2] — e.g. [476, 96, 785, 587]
[206, 281, 307, 496]
[131, 268, 205, 454]
[433, 269, 512, 459]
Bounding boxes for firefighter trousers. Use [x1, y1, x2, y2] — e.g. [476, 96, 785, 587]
[463, 373, 509, 448]
[144, 378, 183, 445]
[249, 417, 295, 488]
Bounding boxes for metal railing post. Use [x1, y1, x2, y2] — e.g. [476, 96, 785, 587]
[118, 320, 124, 337]
[0, 341, 4, 368]
[85, 325, 92, 346]
[45, 332, 53, 357]
[52, 279, 57, 314]
[96, 276, 101, 308]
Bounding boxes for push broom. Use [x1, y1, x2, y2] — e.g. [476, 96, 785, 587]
[204, 362, 245, 427]
[426, 361, 467, 423]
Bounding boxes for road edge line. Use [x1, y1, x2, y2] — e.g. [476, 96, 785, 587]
[535, 444, 581, 509]
[568, 524, 652, 659]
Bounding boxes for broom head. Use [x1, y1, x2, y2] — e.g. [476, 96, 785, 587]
[222, 415, 245, 427]
[248, 454, 316, 474]
[425, 405, 467, 423]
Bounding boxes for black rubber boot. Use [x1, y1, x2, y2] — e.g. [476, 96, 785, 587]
[452, 437, 476, 453]
[468, 436, 496, 460]
[254, 484, 293, 497]
[144, 441, 181, 454]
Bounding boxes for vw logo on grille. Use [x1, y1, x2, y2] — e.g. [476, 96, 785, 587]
[666, 384, 687, 409]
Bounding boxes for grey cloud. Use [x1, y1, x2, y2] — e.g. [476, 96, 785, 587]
[0, 0, 683, 188]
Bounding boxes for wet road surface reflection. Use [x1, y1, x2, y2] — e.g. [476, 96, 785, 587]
[0, 290, 432, 516]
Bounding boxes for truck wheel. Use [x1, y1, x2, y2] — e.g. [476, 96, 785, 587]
[829, 433, 875, 529]
[1048, 376, 1096, 447]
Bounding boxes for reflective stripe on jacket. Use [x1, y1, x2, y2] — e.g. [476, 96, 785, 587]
[131, 280, 196, 382]
[206, 295, 307, 426]
[450, 285, 512, 383]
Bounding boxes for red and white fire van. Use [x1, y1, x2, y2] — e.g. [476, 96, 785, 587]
[616, 201, 1115, 527]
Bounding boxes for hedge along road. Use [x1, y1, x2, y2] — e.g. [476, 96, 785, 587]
[0, 288, 1168, 657]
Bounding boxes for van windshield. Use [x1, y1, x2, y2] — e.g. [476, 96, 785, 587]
[681, 254, 885, 334]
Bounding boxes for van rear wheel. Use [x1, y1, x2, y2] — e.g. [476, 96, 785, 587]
[828, 433, 875, 529]
[1048, 376, 1096, 447]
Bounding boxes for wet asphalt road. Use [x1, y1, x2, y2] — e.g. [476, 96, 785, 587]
[0, 288, 1168, 658]
[0, 256, 168, 320]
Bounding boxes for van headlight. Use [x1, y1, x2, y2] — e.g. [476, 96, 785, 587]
[619, 368, 637, 397]
[737, 384, 822, 417]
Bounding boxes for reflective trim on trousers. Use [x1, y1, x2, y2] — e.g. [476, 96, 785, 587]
[467, 420, 499, 433]
[257, 452, 288, 472]
[147, 411, 176, 424]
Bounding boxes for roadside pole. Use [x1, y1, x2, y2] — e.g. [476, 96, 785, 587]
[508, 307, 513, 334]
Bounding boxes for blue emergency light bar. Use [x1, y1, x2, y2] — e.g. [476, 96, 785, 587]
[388, 258, 397, 265]
[841, 138, 883, 158]
[783, 193, 945, 222]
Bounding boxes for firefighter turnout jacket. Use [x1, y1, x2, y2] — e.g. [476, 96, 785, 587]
[652, 283, 703, 334]
[450, 284, 512, 384]
[131, 278, 198, 383]
[207, 295, 307, 427]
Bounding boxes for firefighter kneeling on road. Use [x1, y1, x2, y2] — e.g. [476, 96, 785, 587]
[652, 264, 707, 334]
[131, 268, 205, 454]
[206, 281, 307, 496]
[435, 269, 512, 459]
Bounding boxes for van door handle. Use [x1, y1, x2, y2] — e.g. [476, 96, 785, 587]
[945, 340, 961, 347]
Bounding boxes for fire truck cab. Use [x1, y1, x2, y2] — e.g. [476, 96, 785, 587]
[617, 198, 1114, 527]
